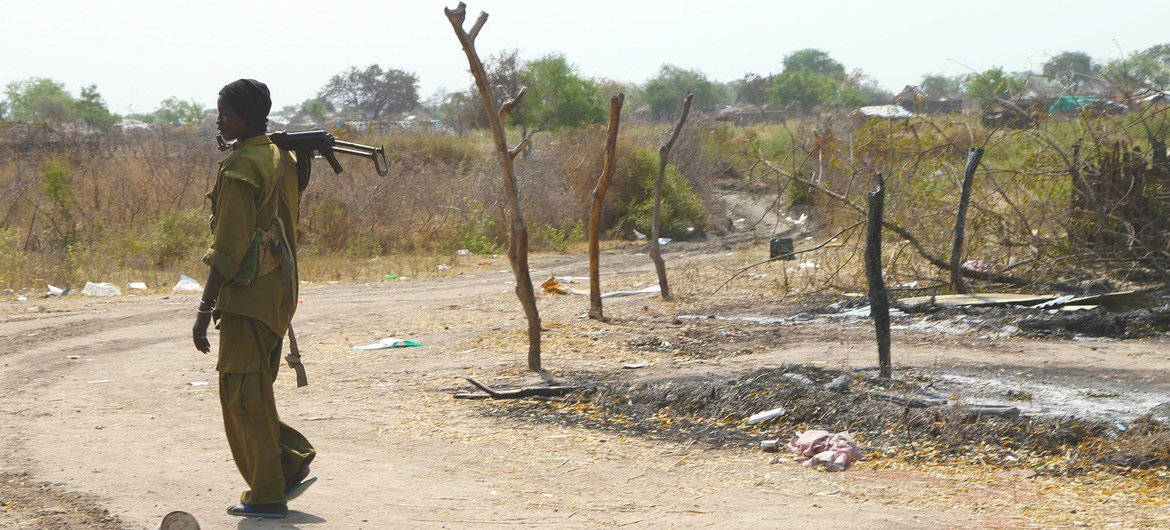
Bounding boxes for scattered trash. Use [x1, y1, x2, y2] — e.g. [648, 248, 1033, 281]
[436, 263, 451, 271]
[155, 510, 199, 530]
[622, 362, 649, 369]
[82, 282, 121, 297]
[657, 237, 672, 245]
[769, 237, 795, 260]
[127, 281, 148, 290]
[747, 407, 786, 425]
[478, 261, 491, 266]
[785, 213, 808, 225]
[824, 375, 851, 392]
[67, 355, 80, 360]
[781, 373, 814, 386]
[760, 439, 781, 452]
[352, 337, 422, 350]
[16, 295, 27, 301]
[961, 259, 992, 272]
[188, 381, 209, 387]
[172, 275, 202, 292]
[788, 430, 861, 471]
[600, 285, 661, 299]
[795, 261, 819, 271]
[855, 104, 914, 120]
[47, 284, 66, 296]
[731, 218, 747, 230]
[87, 379, 114, 384]
[456, 249, 471, 256]
[632, 228, 647, 240]
[541, 276, 570, 295]
[383, 274, 398, 281]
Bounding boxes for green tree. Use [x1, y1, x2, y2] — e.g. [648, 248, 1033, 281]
[75, 85, 117, 130]
[317, 64, 419, 121]
[782, 48, 846, 79]
[732, 73, 772, 106]
[965, 68, 1026, 106]
[1102, 45, 1170, 98]
[511, 54, 606, 131]
[1042, 51, 1098, 92]
[767, 69, 838, 110]
[4, 78, 78, 123]
[920, 74, 964, 99]
[644, 64, 728, 119]
[153, 97, 205, 126]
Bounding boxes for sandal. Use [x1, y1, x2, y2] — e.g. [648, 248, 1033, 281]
[226, 502, 287, 518]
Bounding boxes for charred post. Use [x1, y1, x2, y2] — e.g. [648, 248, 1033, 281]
[865, 173, 892, 379]
[949, 147, 985, 294]
[444, 2, 542, 371]
[588, 93, 625, 321]
[650, 93, 693, 300]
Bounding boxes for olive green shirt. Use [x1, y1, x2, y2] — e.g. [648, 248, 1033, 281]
[203, 134, 300, 341]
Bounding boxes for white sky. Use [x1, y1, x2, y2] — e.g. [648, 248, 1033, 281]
[1, 0, 1167, 114]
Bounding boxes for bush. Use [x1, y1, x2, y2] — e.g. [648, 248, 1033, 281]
[612, 148, 707, 238]
[531, 220, 585, 251]
[146, 209, 207, 268]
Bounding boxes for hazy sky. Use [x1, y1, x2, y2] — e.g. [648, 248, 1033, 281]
[1, 0, 1168, 114]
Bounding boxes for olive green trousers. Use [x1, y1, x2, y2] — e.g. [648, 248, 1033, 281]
[218, 313, 315, 505]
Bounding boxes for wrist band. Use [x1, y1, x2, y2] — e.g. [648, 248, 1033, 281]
[196, 308, 213, 315]
[200, 298, 215, 306]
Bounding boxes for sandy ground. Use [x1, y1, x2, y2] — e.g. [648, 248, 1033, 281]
[2, 246, 1169, 529]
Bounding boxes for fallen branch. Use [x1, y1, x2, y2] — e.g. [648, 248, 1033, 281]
[460, 377, 579, 399]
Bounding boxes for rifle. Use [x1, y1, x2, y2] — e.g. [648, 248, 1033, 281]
[216, 130, 389, 191]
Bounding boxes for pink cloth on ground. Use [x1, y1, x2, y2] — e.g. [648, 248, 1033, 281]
[788, 430, 860, 471]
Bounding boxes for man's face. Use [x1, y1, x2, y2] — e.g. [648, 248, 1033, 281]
[216, 96, 248, 141]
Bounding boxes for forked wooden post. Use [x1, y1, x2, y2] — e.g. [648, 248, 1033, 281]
[650, 93, 693, 300]
[588, 93, 625, 321]
[865, 173, 891, 378]
[444, 2, 542, 371]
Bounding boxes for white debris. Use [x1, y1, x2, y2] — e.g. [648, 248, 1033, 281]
[173, 275, 202, 292]
[456, 249, 471, 256]
[81, 282, 121, 297]
[657, 237, 672, 245]
[748, 407, 787, 425]
[436, 263, 451, 270]
[47, 284, 66, 296]
[785, 213, 808, 225]
[16, 295, 27, 301]
[127, 282, 148, 290]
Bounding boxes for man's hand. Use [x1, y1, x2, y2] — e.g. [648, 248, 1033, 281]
[193, 311, 212, 353]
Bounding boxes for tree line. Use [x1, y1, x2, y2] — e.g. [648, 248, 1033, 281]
[3, 44, 1169, 132]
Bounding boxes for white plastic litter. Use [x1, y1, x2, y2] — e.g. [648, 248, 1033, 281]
[352, 337, 421, 351]
[796, 261, 820, 271]
[632, 229, 647, 240]
[456, 249, 471, 256]
[436, 264, 451, 270]
[16, 295, 27, 301]
[47, 284, 65, 296]
[600, 285, 661, 299]
[747, 407, 786, 425]
[173, 275, 202, 292]
[127, 282, 148, 290]
[82, 282, 121, 297]
[657, 237, 672, 245]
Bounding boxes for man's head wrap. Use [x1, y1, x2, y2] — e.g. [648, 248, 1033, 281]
[218, 79, 271, 130]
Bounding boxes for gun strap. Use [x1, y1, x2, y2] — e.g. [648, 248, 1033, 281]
[286, 325, 308, 387]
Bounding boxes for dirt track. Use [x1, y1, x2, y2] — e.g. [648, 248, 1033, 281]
[2, 247, 1170, 528]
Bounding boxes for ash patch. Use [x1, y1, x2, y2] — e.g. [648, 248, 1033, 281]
[486, 366, 1170, 476]
[0, 471, 122, 529]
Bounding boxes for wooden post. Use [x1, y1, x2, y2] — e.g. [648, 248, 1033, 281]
[444, 3, 542, 371]
[949, 147, 985, 294]
[588, 93, 625, 321]
[865, 173, 891, 379]
[650, 93, 692, 300]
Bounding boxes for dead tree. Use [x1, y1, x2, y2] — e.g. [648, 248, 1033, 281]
[444, 3, 542, 371]
[949, 147, 985, 294]
[588, 93, 625, 321]
[865, 174, 891, 379]
[650, 93, 693, 300]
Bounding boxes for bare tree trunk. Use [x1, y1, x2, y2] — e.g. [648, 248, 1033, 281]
[865, 174, 891, 379]
[650, 93, 693, 300]
[444, 3, 542, 371]
[949, 147, 985, 294]
[588, 94, 625, 321]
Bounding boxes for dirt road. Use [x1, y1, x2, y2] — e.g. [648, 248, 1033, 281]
[2, 248, 1168, 528]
